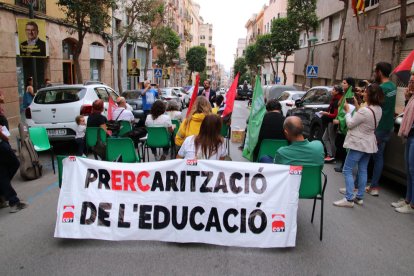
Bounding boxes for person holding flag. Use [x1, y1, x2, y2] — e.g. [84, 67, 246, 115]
[242, 75, 267, 161]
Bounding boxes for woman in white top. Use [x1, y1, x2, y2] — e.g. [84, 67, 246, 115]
[177, 114, 227, 160]
[166, 101, 182, 122]
[334, 83, 384, 208]
[145, 100, 173, 161]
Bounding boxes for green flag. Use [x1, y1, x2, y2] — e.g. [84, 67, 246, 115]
[243, 76, 266, 161]
[336, 86, 355, 135]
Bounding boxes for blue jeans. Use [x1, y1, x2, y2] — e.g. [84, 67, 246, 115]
[343, 149, 371, 201]
[405, 136, 414, 205]
[371, 130, 392, 188]
[258, 155, 274, 163]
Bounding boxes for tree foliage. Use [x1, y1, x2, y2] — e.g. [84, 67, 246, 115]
[271, 17, 299, 84]
[186, 46, 207, 84]
[256, 34, 278, 78]
[287, 0, 318, 89]
[233, 57, 248, 85]
[154, 26, 180, 68]
[244, 43, 264, 78]
[57, 0, 116, 83]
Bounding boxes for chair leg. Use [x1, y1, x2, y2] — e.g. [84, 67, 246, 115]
[320, 197, 324, 241]
[51, 149, 56, 174]
[311, 197, 317, 223]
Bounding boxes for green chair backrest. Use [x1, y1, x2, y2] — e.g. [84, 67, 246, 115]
[220, 124, 229, 137]
[106, 138, 140, 163]
[57, 155, 65, 188]
[28, 127, 51, 151]
[146, 127, 170, 148]
[257, 139, 288, 161]
[299, 165, 323, 198]
[172, 119, 180, 137]
[118, 121, 132, 137]
[86, 127, 107, 148]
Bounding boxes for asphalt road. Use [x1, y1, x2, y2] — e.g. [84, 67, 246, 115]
[1, 100, 413, 275]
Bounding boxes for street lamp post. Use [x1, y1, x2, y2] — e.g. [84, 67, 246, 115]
[308, 36, 318, 88]
[275, 54, 281, 84]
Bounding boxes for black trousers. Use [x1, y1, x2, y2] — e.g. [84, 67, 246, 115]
[0, 141, 20, 205]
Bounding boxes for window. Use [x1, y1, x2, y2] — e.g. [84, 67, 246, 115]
[328, 14, 341, 41]
[365, 0, 379, 8]
[16, 0, 46, 13]
[278, 92, 290, 101]
[200, 43, 205, 47]
[316, 20, 324, 42]
[34, 89, 85, 104]
[95, 87, 109, 102]
[299, 31, 308, 48]
[200, 35, 205, 39]
[105, 88, 119, 102]
[302, 88, 331, 105]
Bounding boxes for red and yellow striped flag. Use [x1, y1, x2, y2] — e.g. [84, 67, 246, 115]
[352, 0, 365, 30]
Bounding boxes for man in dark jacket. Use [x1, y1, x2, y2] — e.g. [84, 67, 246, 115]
[198, 79, 216, 107]
[253, 99, 286, 161]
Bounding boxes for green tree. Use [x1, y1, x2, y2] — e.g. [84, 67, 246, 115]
[244, 43, 264, 83]
[271, 17, 299, 85]
[288, 0, 318, 89]
[186, 46, 207, 84]
[115, 0, 161, 92]
[57, 0, 115, 83]
[256, 34, 277, 78]
[154, 26, 180, 68]
[233, 57, 247, 85]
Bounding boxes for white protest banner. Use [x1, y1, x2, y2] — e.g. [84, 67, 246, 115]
[54, 157, 302, 248]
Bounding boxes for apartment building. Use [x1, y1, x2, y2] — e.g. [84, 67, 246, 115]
[293, 0, 414, 113]
[199, 23, 215, 79]
[0, 0, 112, 128]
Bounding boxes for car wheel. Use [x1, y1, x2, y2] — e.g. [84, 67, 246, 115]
[309, 124, 323, 141]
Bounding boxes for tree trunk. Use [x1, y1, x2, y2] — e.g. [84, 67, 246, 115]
[188, 70, 193, 85]
[268, 54, 277, 77]
[74, 38, 84, 84]
[331, 0, 348, 85]
[117, 43, 123, 93]
[392, 0, 407, 69]
[282, 55, 288, 85]
[302, 30, 311, 90]
[144, 43, 151, 81]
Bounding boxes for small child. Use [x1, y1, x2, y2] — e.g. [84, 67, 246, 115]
[75, 115, 86, 156]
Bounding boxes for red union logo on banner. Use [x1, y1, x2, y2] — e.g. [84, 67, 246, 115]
[62, 205, 74, 223]
[186, 159, 197, 166]
[289, 166, 302, 175]
[272, 214, 286, 232]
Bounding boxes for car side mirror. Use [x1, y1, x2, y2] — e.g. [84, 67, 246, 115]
[295, 99, 302, 107]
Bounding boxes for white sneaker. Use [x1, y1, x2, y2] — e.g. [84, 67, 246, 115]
[366, 187, 379, 196]
[391, 199, 407, 208]
[353, 197, 363, 206]
[333, 198, 354, 208]
[395, 204, 414, 214]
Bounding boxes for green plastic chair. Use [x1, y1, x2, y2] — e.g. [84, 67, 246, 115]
[118, 121, 132, 137]
[85, 127, 107, 159]
[220, 124, 230, 156]
[28, 127, 55, 174]
[299, 165, 327, 241]
[256, 139, 288, 162]
[172, 119, 180, 137]
[171, 119, 181, 156]
[145, 127, 171, 162]
[106, 138, 140, 163]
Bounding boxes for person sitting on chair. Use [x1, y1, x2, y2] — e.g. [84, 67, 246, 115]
[259, 116, 324, 166]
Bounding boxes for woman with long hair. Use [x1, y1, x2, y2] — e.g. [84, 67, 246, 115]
[145, 100, 173, 161]
[177, 114, 226, 160]
[175, 96, 211, 147]
[333, 83, 384, 208]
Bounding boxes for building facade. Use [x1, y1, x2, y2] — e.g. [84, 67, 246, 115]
[293, 0, 414, 113]
[0, 0, 112, 129]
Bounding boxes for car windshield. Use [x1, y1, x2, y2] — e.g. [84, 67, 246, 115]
[278, 92, 290, 101]
[122, 91, 141, 99]
[292, 94, 304, 100]
[34, 88, 85, 104]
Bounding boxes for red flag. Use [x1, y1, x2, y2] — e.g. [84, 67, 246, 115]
[221, 73, 240, 118]
[186, 74, 200, 117]
[108, 97, 116, 120]
[352, 0, 365, 30]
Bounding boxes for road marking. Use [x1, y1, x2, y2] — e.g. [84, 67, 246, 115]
[27, 182, 59, 204]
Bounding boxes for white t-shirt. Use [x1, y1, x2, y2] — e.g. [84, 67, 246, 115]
[75, 125, 86, 139]
[178, 135, 227, 160]
[113, 107, 134, 122]
[145, 114, 172, 128]
[167, 111, 182, 121]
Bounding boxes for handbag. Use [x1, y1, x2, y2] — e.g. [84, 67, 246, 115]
[367, 106, 379, 144]
[106, 109, 124, 133]
[91, 131, 106, 160]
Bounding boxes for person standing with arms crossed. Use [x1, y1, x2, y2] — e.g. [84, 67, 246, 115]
[366, 62, 397, 196]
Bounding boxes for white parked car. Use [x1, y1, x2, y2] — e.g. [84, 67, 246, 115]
[277, 90, 306, 116]
[25, 83, 132, 140]
[161, 87, 185, 110]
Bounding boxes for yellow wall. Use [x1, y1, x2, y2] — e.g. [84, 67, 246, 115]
[46, 0, 66, 19]
[1, 0, 14, 4]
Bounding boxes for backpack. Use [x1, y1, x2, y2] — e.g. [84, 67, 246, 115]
[18, 123, 42, 180]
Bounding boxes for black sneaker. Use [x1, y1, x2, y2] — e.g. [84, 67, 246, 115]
[9, 202, 28, 213]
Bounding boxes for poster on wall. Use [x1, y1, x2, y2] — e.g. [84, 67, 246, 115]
[128, 58, 141, 76]
[17, 18, 47, 58]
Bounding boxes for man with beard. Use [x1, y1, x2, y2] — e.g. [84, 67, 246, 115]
[198, 79, 216, 107]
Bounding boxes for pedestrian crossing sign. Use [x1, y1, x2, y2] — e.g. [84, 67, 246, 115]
[154, 68, 162, 78]
[306, 65, 318, 78]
